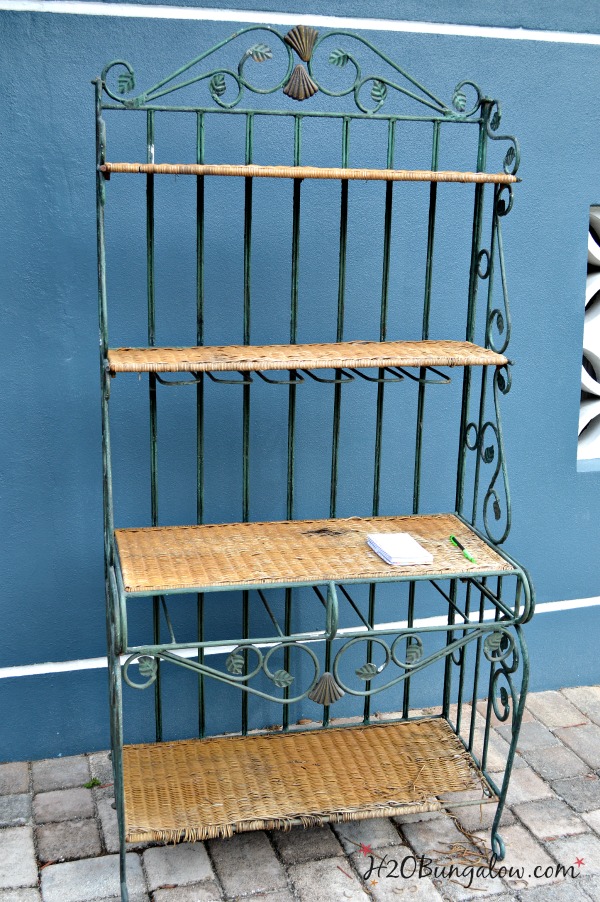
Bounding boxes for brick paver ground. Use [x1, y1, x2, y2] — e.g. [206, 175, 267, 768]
[1, 686, 600, 901]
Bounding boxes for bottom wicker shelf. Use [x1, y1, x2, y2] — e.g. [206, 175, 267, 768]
[123, 718, 494, 842]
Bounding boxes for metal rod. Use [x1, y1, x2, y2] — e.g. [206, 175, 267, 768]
[404, 121, 440, 719]
[456, 103, 490, 515]
[365, 118, 396, 725]
[196, 111, 206, 739]
[241, 112, 254, 736]
[144, 110, 162, 743]
[324, 116, 350, 728]
[283, 114, 302, 731]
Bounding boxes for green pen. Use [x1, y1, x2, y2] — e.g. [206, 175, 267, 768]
[449, 534, 477, 564]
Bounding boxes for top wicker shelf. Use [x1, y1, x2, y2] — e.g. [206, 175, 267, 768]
[107, 340, 507, 375]
[100, 162, 518, 185]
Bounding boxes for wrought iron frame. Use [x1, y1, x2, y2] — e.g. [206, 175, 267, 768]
[95, 26, 533, 902]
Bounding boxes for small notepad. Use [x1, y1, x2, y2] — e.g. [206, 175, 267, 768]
[367, 533, 433, 566]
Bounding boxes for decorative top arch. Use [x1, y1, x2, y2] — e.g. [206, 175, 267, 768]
[98, 25, 518, 173]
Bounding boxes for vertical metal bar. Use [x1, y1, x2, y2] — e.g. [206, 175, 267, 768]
[445, 109, 489, 723]
[468, 585, 486, 751]
[283, 114, 302, 731]
[242, 113, 254, 735]
[96, 83, 127, 900]
[455, 103, 491, 515]
[145, 110, 162, 742]
[196, 112, 206, 738]
[329, 117, 350, 519]
[412, 120, 440, 513]
[404, 121, 439, 719]
[95, 82, 114, 568]
[324, 117, 349, 728]
[364, 119, 395, 725]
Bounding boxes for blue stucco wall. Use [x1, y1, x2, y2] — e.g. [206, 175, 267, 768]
[2, 8, 600, 760]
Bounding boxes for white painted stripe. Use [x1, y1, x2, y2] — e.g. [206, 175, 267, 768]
[1, 1, 600, 46]
[2, 596, 598, 681]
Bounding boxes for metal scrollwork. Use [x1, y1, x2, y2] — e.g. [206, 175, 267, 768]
[122, 654, 159, 690]
[451, 79, 483, 118]
[101, 27, 294, 109]
[99, 27, 498, 117]
[485, 100, 520, 176]
[486, 186, 513, 358]
[489, 630, 520, 724]
[480, 365, 512, 544]
[483, 627, 514, 663]
[391, 633, 424, 669]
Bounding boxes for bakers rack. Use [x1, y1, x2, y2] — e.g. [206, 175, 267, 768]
[94, 26, 534, 900]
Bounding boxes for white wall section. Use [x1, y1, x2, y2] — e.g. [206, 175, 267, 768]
[4, 0, 600, 46]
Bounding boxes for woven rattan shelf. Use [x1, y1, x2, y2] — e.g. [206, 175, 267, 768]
[108, 339, 508, 375]
[123, 718, 494, 843]
[115, 513, 513, 595]
[101, 162, 519, 184]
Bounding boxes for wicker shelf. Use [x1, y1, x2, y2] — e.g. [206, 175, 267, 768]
[107, 339, 507, 375]
[100, 162, 519, 184]
[123, 718, 494, 842]
[115, 513, 513, 595]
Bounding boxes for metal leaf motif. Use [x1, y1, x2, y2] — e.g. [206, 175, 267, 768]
[248, 43, 273, 63]
[483, 445, 495, 464]
[272, 668, 294, 688]
[137, 656, 157, 677]
[118, 72, 135, 94]
[284, 25, 319, 62]
[453, 90, 467, 112]
[484, 632, 503, 657]
[504, 146, 516, 167]
[497, 371, 507, 392]
[493, 499, 502, 521]
[210, 73, 227, 99]
[226, 652, 244, 675]
[356, 662, 378, 680]
[308, 672, 345, 705]
[371, 80, 387, 104]
[496, 312, 505, 334]
[405, 642, 423, 665]
[490, 109, 501, 131]
[329, 48, 349, 67]
[283, 64, 319, 102]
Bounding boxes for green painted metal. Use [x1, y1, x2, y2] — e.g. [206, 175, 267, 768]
[96, 29, 532, 899]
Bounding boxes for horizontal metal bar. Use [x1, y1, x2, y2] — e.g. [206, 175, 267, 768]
[125, 618, 518, 656]
[121, 565, 520, 597]
[101, 105, 483, 124]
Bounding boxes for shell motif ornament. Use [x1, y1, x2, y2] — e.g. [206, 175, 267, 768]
[308, 672, 345, 706]
[284, 25, 319, 62]
[283, 64, 319, 102]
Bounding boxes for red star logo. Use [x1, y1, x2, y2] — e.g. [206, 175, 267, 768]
[359, 843, 373, 856]
[575, 857, 585, 867]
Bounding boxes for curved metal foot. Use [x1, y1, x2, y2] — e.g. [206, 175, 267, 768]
[491, 823, 505, 861]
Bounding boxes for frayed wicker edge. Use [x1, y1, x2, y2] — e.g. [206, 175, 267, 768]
[126, 800, 444, 843]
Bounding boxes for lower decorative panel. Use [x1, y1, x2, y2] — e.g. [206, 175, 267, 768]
[123, 718, 495, 842]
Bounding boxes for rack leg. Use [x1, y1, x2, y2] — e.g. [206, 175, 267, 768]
[488, 624, 529, 861]
[106, 590, 129, 902]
